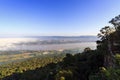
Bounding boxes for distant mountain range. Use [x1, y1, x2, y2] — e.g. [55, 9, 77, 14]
[0, 36, 98, 51]
[0, 35, 97, 38]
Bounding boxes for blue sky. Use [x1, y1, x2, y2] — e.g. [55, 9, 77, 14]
[0, 0, 120, 36]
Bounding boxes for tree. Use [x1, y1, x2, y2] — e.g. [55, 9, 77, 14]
[109, 15, 120, 52]
[98, 26, 114, 55]
[109, 15, 120, 31]
[84, 47, 91, 53]
[97, 26, 115, 67]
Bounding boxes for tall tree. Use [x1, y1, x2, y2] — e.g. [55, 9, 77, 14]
[97, 26, 115, 67]
[109, 15, 120, 53]
[109, 15, 120, 31]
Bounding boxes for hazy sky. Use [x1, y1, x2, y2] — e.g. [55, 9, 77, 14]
[0, 0, 120, 36]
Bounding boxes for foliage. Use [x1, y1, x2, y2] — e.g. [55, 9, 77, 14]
[0, 53, 64, 79]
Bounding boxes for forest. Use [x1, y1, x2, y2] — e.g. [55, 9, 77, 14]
[0, 15, 120, 80]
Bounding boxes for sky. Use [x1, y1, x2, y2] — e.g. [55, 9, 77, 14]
[0, 0, 120, 36]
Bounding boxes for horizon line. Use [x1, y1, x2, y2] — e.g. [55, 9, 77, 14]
[0, 35, 97, 38]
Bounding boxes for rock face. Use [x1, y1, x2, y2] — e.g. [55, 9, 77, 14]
[104, 32, 120, 68]
[104, 55, 115, 68]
